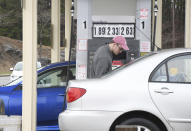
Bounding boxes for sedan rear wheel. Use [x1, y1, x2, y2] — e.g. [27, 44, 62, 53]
[0, 99, 5, 115]
[116, 118, 162, 131]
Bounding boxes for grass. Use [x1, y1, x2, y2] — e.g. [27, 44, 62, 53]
[0, 72, 11, 76]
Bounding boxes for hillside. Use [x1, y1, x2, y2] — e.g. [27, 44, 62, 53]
[0, 36, 51, 74]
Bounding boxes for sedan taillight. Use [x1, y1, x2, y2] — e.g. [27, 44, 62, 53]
[66, 87, 86, 103]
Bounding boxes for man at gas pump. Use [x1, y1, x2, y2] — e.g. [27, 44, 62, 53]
[91, 36, 129, 78]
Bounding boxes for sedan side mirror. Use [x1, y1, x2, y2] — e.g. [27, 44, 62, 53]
[10, 68, 13, 71]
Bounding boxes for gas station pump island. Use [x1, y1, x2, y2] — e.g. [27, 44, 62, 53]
[75, 0, 152, 79]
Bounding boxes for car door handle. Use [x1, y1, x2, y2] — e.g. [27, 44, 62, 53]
[58, 94, 65, 96]
[154, 87, 173, 95]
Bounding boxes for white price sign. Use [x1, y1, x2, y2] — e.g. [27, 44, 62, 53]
[92, 23, 135, 38]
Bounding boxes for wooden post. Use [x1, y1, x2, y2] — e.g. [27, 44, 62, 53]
[185, 0, 191, 48]
[51, 0, 61, 63]
[22, 0, 37, 130]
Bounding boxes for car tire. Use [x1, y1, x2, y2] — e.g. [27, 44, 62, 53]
[0, 99, 5, 115]
[117, 117, 162, 131]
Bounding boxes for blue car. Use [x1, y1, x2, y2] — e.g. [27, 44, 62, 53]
[0, 61, 76, 130]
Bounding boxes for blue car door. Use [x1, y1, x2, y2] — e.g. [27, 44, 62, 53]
[8, 84, 22, 115]
[8, 85, 66, 124]
[37, 86, 66, 124]
[8, 66, 75, 125]
[36, 67, 69, 124]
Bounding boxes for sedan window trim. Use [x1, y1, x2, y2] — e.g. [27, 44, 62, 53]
[149, 52, 191, 83]
[165, 63, 169, 82]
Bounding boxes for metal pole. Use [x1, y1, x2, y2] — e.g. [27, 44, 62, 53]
[66, 0, 74, 86]
[152, 0, 158, 51]
[64, 0, 74, 110]
[172, 0, 175, 48]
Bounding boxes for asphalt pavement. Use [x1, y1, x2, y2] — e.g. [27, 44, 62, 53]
[0, 75, 10, 86]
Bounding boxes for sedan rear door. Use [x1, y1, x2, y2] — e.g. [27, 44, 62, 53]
[149, 54, 191, 131]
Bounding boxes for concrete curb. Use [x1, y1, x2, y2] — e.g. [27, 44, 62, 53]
[0, 115, 21, 131]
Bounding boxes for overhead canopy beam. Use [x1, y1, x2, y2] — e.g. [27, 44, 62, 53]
[22, 0, 37, 130]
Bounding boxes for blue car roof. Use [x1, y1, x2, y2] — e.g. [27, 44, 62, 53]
[38, 61, 76, 74]
[3, 61, 76, 87]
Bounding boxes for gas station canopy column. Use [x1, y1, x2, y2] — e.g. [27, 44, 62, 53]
[185, 0, 191, 48]
[22, 0, 37, 131]
[76, 0, 92, 79]
[51, 0, 61, 63]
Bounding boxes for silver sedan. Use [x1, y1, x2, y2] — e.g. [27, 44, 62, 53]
[59, 48, 191, 131]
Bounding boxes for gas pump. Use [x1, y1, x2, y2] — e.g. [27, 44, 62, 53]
[76, 0, 152, 80]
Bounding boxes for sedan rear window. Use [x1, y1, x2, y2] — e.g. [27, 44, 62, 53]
[151, 54, 191, 83]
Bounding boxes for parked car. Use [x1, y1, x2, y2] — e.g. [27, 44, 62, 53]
[0, 61, 75, 130]
[10, 61, 42, 81]
[59, 48, 191, 131]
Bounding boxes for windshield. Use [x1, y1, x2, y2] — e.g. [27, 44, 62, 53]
[14, 62, 41, 71]
[37, 62, 42, 68]
[6, 77, 22, 86]
[102, 52, 157, 77]
[14, 62, 23, 71]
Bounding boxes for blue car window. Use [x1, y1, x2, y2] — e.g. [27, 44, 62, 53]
[37, 66, 75, 88]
